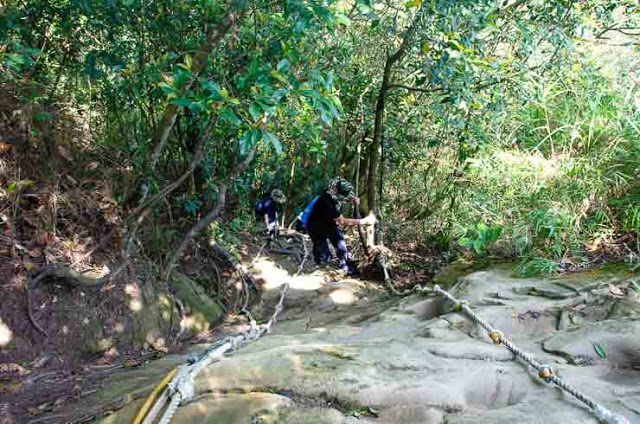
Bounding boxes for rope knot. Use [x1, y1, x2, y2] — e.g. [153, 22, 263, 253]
[488, 331, 502, 345]
[456, 300, 470, 312]
[226, 336, 238, 351]
[538, 365, 554, 382]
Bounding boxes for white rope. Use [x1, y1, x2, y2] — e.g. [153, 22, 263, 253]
[148, 282, 289, 423]
[141, 387, 169, 424]
[157, 394, 181, 424]
[387, 279, 630, 424]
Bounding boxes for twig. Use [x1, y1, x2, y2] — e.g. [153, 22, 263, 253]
[26, 283, 47, 336]
[11, 159, 20, 259]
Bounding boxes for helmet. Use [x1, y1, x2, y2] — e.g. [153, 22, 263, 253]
[327, 178, 356, 205]
[271, 189, 286, 204]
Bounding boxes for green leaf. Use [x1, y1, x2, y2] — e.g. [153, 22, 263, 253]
[320, 110, 331, 126]
[257, 100, 277, 116]
[270, 71, 288, 84]
[188, 101, 205, 114]
[170, 98, 192, 107]
[276, 59, 290, 73]
[250, 129, 262, 146]
[263, 132, 283, 154]
[325, 70, 334, 89]
[202, 80, 224, 102]
[330, 95, 343, 112]
[593, 343, 606, 359]
[238, 131, 253, 156]
[272, 88, 289, 101]
[249, 103, 262, 121]
[355, 0, 373, 15]
[449, 40, 465, 51]
[34, 112, 54, 122]
[220, 109, 241, 126]
[404, 0, 422, 8]
[473, 239, 484, 253]
[459, 237, 471, 247]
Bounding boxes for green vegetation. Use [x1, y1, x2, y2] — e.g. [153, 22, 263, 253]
[1, 0, 638, 279]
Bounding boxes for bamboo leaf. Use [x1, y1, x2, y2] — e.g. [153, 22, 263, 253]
[592, 343, 606, 359]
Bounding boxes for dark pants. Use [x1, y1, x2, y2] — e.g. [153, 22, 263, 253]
[310, 226, 350, 270]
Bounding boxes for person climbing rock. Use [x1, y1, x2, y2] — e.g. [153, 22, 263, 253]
[255, 189, 286, 237]
[306, 178, 375, 275]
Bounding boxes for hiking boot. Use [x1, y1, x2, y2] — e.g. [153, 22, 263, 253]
[340, 265, 360, 277]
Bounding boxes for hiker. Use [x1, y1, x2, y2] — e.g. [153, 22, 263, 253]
[255, 189, 286, 237]
[305, 178, 375, 275]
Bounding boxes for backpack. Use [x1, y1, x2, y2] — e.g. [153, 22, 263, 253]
[254, 199, 265, 217]
[299, 196, 320, 230]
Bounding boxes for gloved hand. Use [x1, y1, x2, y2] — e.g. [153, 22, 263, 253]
[360, 213, 377, 226]
[266, 222, 278, 237]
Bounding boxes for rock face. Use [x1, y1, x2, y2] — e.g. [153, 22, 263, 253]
[52, 263, 640, 423]
[126, 273, 224, 349]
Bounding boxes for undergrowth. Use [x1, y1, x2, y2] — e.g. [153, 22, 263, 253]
[385, 59, 639, 276]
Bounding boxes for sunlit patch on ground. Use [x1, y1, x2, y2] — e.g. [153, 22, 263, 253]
[249, 258, 291, 290]
[181, 315, 209, 334]
[124, 283, 142, 311]
[250, 256, 334, 292]
[328, 289, 357, 305]
[0, 318, 12, 347]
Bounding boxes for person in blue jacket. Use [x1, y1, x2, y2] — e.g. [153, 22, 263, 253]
[255, 189, 286, 237]
[306, 178, 375, 275]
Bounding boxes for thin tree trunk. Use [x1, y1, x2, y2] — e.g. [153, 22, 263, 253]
[367, 11, 421, 213]
[358, 144, 370, 209]
[354, 141, 369, 256]
[124, 121, 212, 255]
[148, 1, 247, 170]
[377, 134, 385, 245]
[284, 142, 297, 224]
[164, 143, 258, 279]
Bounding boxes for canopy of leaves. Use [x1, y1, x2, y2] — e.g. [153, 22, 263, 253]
[1, 0, 638, 272]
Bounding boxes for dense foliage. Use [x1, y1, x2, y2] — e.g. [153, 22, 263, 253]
[1, 0, 638, 275]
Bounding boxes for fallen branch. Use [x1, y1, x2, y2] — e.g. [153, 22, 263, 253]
[267, 248, 300, 255]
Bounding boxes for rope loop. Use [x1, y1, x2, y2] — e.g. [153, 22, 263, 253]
[456, 300, 470, 312]
[225, 336, 238, 351]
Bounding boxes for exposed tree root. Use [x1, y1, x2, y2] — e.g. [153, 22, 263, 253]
[26, 261, 130, 336]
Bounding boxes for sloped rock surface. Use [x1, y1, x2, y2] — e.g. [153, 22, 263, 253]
[50, 265, 639, 423]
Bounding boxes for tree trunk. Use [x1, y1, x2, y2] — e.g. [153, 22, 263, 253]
[148, 1, 247, 171]
[284, 141, 297, 225]
[164, 143, 258, 279]
[366, 12, 420, 213]
[366, 66, 390, 213]
[358, 143, 370, 211]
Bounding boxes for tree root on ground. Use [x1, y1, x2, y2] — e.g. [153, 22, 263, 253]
[26, 261, 130, 337]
